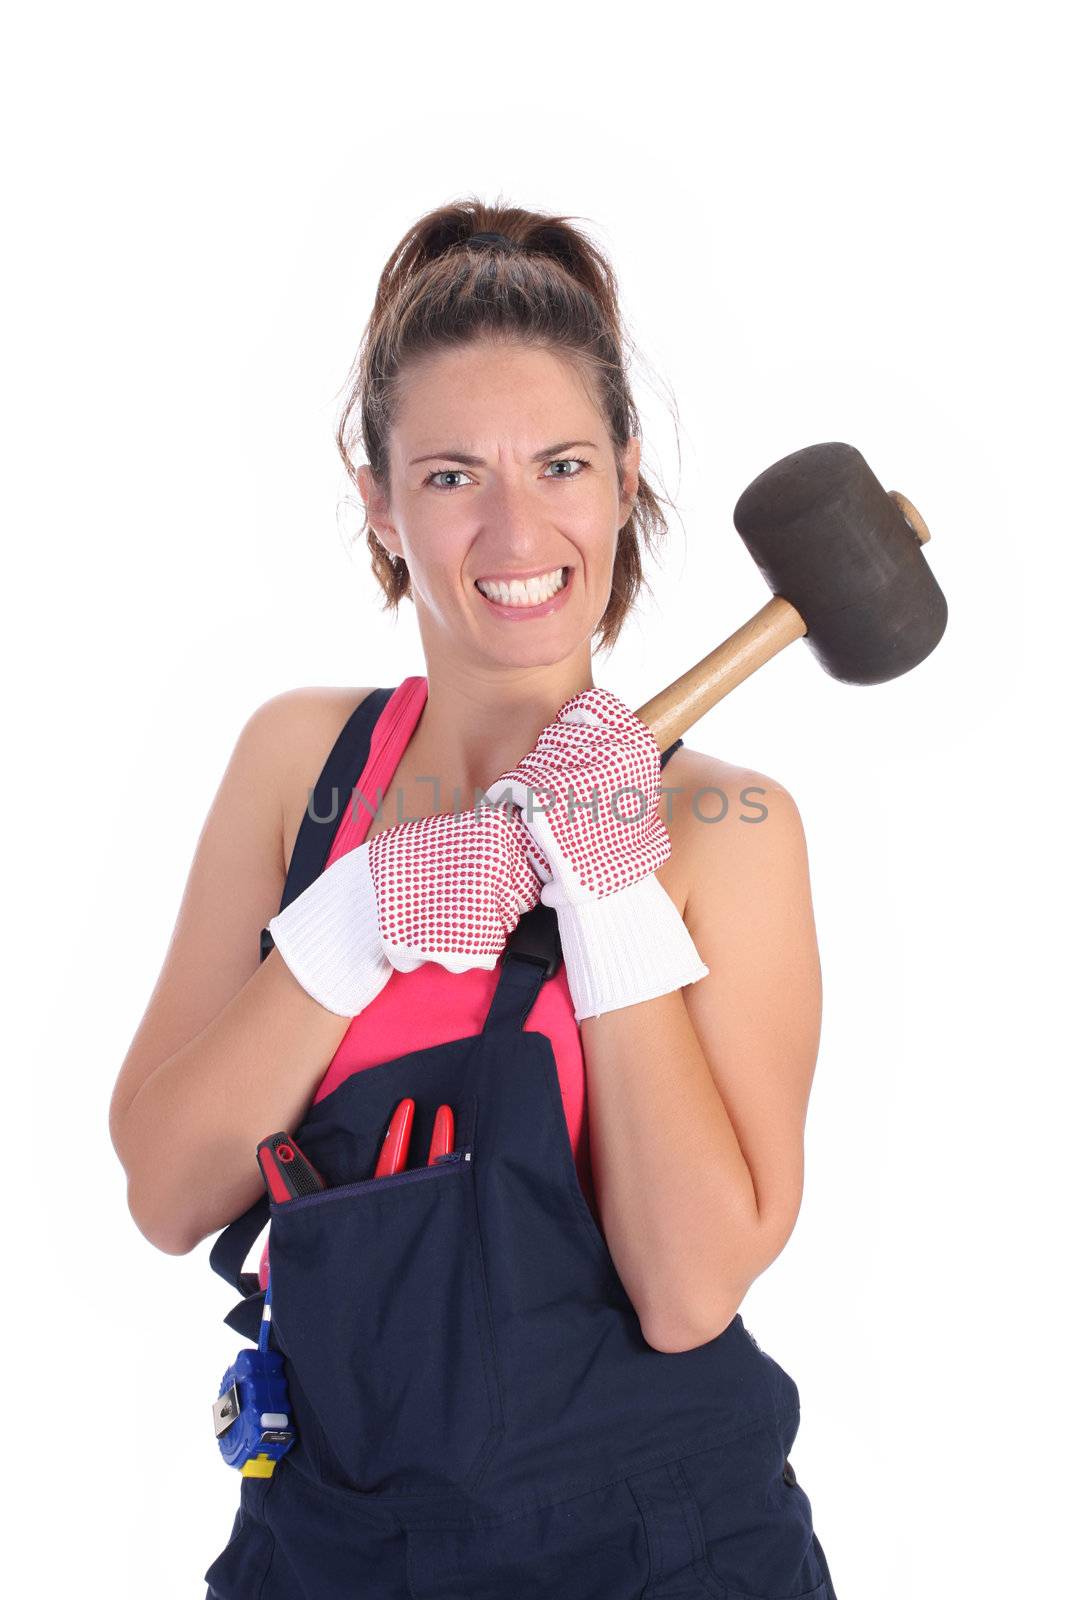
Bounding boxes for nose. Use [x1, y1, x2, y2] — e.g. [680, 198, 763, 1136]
[473, 474, 562, 558]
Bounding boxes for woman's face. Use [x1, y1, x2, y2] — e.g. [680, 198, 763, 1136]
[358, 342, 640, 670]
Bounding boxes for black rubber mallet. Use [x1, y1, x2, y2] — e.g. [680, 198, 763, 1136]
[637, 441, 947, 748]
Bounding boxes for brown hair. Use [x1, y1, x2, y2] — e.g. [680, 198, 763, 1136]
[335, 194, 678, 655]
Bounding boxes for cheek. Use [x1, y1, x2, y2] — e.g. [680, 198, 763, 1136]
[584, 524, 620, 577]
[402, 514, 467, 576]
[569, 506, 616, 560]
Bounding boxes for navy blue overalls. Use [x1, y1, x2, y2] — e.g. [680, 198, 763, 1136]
[205, 687, 839, 1599]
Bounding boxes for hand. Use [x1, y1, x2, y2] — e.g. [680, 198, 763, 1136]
[268, 802, 543, 1017]
[368, 801, 544, 971]
[484, 687, 709, 1021]
[483, 686, 670, 908]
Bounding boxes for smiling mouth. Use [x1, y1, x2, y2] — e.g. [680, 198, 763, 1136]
[474, 566, 571, 607]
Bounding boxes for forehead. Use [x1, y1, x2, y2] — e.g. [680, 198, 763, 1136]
[394, 342, 600, 439]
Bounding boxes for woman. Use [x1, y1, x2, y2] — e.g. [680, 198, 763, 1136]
[109, 199, 837, 1599]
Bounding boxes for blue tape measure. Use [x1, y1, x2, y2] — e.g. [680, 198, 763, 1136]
[212, 1274, 296, 1476]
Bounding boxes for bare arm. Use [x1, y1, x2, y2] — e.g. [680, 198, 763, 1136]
[581, 767, 822, 1352]
[108, 689, 372, 1255]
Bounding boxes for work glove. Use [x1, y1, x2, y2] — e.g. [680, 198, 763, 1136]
[482, 687, 709, 1021]
[268, 803, 547, 1017]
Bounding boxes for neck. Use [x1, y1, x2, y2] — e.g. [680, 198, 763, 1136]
[405, 654, 596, 814]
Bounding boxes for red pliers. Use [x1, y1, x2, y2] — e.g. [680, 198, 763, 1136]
[373, 1098, 454, 1176]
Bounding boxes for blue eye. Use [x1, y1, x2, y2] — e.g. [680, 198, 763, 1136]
[424, 458, 592, 492]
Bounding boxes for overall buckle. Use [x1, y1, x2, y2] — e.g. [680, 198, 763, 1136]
[504, 902, 562, 980]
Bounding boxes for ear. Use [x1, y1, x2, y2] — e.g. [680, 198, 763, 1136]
[619, 435, 641, 521]
[356, 464, 404, 561]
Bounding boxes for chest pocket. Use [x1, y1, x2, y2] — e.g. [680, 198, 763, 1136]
[267, 1135, 504, 1496]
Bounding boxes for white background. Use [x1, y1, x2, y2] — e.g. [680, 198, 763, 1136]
[4, 2, 1063, 1595]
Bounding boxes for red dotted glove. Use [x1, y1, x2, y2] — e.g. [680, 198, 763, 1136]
[268, 802, 543, 1015]
[484, 686, 670, 900]
[368, 803, 544, 971]
[484, 687, 708, 1020]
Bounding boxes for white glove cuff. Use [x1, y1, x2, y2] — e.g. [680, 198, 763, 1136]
[267, 843, 393, 1018]
[546, 873, 709, 1022]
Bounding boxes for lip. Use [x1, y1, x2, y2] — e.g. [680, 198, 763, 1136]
[474, 566, 574, 622]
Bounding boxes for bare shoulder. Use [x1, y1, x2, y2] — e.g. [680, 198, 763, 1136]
[252, 686, 379, 875]
[658, 745, 810, 916]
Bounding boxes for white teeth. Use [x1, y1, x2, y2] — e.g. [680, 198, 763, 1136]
[475, 567, 567, 606]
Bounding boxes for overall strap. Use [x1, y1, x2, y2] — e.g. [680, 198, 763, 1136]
[259, 686, 397, 962]
[210, 686, 396, 1300]
[483, 735, 686, 1036]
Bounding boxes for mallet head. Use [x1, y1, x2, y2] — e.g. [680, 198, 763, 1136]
[733, 442, 948, 685]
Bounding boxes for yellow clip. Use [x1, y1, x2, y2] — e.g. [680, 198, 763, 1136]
[240, 1454, 276, 1478]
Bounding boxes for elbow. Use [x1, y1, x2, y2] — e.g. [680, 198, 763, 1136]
[112, 1113, 199, 1256]
[146, 1222, 199, 1258]
[125, 1175, 198, 1257]
[640, 1297, 742, 1355]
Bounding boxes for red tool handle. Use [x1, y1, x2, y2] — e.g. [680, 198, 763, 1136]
[256, 1132, 327, 1203]
[429, 1104, 455, 1163]
[374, 1098, 415, 1176]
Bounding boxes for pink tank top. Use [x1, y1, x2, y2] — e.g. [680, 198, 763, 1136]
[310, 676, 596, 1215]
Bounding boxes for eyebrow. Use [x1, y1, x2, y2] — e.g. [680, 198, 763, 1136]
[409, 439, 600, 467]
